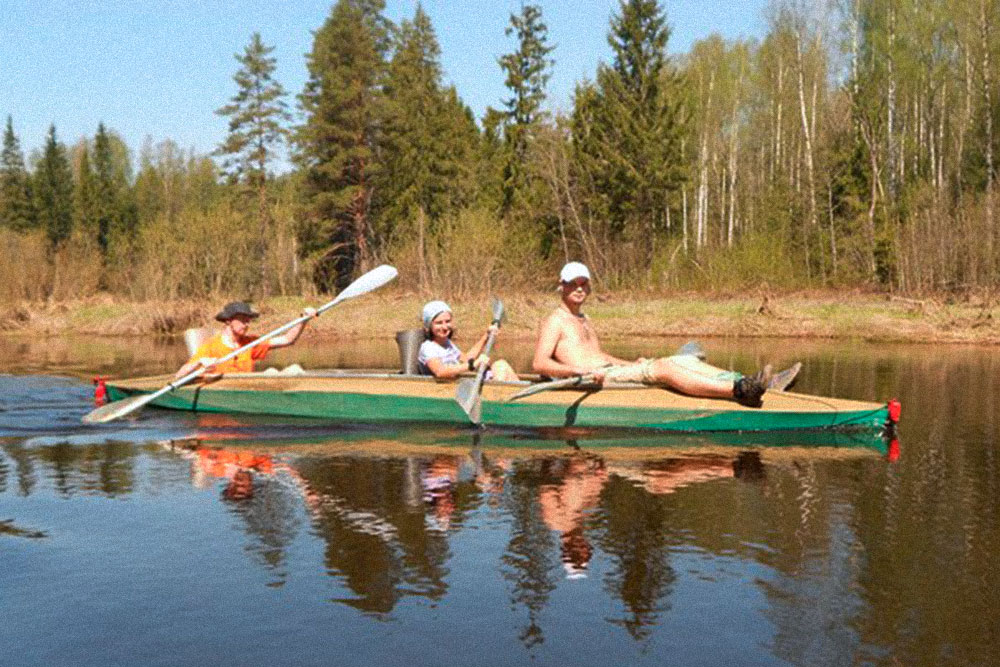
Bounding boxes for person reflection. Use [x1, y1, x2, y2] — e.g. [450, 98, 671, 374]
[538, 456, 608, 579]
[191, 445, 274, 499]
[222, 468, 255, 501]
[608, 455, 736, 496]
[472, 453, 511, 506]
[422, 455, 465, 531]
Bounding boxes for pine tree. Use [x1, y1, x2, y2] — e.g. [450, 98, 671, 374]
[498, 2, 554, 210]
[295, 0, 387, 289]
[377, 5, 479, 239]
[572, 0, 686, 248]
[0, 116, 35, 230]
[216, 32, 290, 208]
[34, 125, 74, 249]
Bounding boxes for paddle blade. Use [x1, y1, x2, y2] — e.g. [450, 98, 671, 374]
[337, 265, 398, 302]
[490, 297, 505, 325]
[507, 383, 547, 402]
[82, 393, 156, 424]
[507, 374, 592, 402]
[456, 378, 483, 424]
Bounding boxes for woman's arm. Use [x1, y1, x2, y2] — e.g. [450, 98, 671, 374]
[464, 325, 495, 361]
[424, 356, 470, 379]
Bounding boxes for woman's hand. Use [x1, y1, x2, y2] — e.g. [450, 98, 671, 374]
[473, 354, 491, 370]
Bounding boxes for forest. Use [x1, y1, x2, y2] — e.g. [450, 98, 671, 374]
[1, 0, 998, 305]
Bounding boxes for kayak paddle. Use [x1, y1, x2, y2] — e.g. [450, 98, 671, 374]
[82, 264, 399, 424]
[455, 297, 504, 425]
[507, 373, 598, 401]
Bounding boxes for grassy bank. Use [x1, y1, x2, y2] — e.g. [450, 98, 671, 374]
[1, 289, 996, 345]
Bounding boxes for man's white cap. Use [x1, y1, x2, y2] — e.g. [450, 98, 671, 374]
[421, 300, 451, 329]
[559, 261, 591, 283]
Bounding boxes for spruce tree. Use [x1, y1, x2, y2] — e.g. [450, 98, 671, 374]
[377, 5, 479, 239]
[216, 32, 290, 209]
[92, 123, 120, 256]
[572, 0, 686, 246]
[34, 125, 74, 249]
[498, 3, 554, 210]
[296, 0, 387, 289]
[72, 142, 97, 242]
[0, 116, 35, 230]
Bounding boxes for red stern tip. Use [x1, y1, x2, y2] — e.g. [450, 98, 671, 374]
[887, 398, 901, 423]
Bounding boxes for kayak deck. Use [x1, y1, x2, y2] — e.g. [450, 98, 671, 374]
[103, 370, 892, 434]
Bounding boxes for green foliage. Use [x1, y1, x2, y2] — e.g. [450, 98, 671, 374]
[215, 32, 290, 192]
[376, 5, 480, 244]
[665, 231, 805, 290]
[0, 116, 35, 231]
[295, 0, 387, 289]
[93, 123, 137, 260]
[34, 125, 74, 249]
[71, 142, 97, 241]
[8, 0, 1000, 302]
[571, 0, 686, 249]
[498, 3, 554, 211]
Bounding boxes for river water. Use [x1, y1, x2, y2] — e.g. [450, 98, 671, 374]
[1, 334, 998, 666]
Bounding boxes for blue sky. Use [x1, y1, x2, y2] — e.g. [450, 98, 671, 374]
[2, 0, 768, 162]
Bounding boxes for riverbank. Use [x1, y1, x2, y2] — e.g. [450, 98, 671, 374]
[0, 290, 997, 344]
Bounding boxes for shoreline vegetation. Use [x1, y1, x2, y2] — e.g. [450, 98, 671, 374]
[1, 290, 996, 346]
[4, 1, 1000, 329]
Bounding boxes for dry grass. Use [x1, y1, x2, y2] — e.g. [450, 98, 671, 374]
[1, 288, 995, 345]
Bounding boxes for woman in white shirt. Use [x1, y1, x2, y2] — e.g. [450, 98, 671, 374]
[417, 300, 519, 381]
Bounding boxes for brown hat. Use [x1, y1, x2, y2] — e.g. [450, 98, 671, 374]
[215, 301, 260, 322]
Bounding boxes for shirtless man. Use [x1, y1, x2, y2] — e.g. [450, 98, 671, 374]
[531, 262, 772, 407]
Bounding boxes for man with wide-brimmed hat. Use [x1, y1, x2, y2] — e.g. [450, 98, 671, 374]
[173, 301, 316, 379]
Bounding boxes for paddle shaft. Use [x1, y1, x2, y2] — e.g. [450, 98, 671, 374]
[508, 373, 597, 401]
[456, 300, 505, 424]
[471, 323, 499, 384]
[84, 264, 398, 423]
[178, 265, 400, 382]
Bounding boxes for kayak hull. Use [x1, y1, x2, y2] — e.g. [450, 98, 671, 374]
[103, 371, 891, 434]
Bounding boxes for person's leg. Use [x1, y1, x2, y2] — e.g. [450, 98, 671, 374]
[666, 354, 740, 381]
[649, 357, 772, 405]
[647, 357, 737, 398]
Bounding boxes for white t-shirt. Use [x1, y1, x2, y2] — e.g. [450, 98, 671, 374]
[418, 339, 462, 375]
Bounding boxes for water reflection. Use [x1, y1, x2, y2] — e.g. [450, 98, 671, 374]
[11, 433, 872, 646]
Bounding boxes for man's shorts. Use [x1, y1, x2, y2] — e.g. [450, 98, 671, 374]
[601, 356, 741, 384]
[602, 359, 657, 384]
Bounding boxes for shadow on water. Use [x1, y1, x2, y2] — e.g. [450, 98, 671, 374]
[2, 335, 1000, 665]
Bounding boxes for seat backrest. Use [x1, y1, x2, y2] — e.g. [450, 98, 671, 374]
[395, 328, 424, 375]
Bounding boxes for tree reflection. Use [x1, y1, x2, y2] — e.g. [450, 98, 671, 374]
[1, 442, 37, 495]
[292, 455, 457, 616]
[501, 458, 560, 648]
[0, 440, 140, 497]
